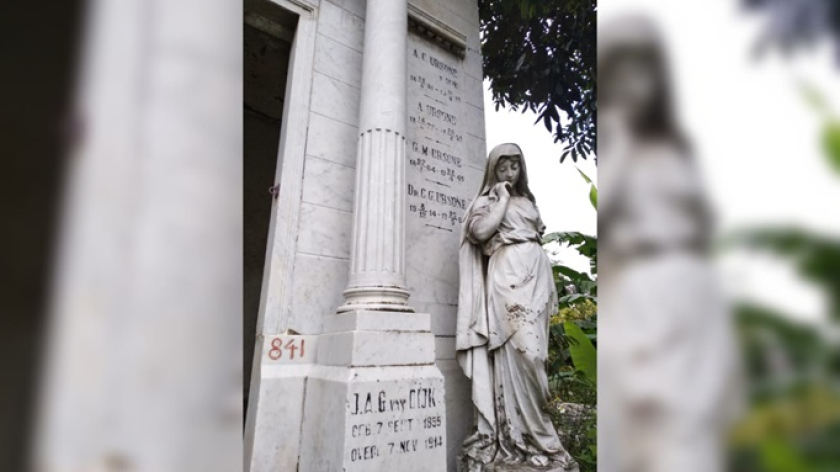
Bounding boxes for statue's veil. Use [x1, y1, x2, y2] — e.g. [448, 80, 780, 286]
[470, 143, 536, 207]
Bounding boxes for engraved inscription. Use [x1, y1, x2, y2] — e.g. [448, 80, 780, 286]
[344, 384, 445, 466]
[407, 34, 473, 234]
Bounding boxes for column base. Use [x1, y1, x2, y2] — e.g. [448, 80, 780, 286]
[337, 286, 415, 313]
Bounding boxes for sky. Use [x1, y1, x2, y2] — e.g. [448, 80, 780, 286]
[485, 1, 840, 323]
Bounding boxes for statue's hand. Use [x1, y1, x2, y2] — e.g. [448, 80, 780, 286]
[493, 181, 511, 200]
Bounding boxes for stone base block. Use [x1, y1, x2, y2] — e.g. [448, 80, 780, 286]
[244, 334, 319, 472]
[459, 458, 580, 472]
[299, 365, 448, 471]
[323, 310, 432, 333]
[318, 330, 436, 366]
[318, 310, 436, 366]
[244, 363, 313, 472]
[438, 358, 473, 471]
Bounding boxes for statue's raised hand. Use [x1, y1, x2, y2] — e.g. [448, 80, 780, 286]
[493, 181, 512, 200]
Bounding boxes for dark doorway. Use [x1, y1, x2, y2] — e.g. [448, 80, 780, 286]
[243, 0, 298, 415]
[0, 0, 83, 469]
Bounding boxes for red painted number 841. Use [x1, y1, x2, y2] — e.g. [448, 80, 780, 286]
[267, 337, 305, 360]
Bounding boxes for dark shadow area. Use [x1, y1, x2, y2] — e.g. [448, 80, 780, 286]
[0, 1, 84, 470]
[243, 0, 297, 416]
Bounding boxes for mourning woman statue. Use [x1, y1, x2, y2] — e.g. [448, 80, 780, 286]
[598, 15, 743, 472]
[456, 143, 578, 472]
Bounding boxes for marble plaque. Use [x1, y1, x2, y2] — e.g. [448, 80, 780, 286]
[405, 31, 485, 334]
[343, 378, 446, 470]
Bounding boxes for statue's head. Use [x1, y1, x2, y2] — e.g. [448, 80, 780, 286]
[483, 143, 535, 202]
[495, 154, 521, 187]
[599, 15, 684, 146]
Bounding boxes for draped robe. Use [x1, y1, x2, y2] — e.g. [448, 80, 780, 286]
[456, 191, 577, 471]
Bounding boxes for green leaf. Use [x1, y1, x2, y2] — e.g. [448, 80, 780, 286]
[576, 167, 593, 185]
[559, 293, 585, 304]
[822, 120, 840, 174]
[554, 265, 587, 281]
[575, 166, 597, 209]
[515, 53, 526, 71]
[564, 321, 597, 384]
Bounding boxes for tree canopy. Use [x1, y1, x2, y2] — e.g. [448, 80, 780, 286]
[479, 0, 596, 162]
[744, 0, 840, 61]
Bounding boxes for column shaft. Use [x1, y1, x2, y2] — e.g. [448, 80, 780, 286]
[339, 0, 412, 313]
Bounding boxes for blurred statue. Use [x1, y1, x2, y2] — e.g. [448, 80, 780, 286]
[598, 15, 744, 472]
[456, 143, 578, 472]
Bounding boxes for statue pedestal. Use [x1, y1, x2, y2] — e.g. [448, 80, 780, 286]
[493, 464, 580, 472]
[460, 458, 580, 472]
[298, 311, 448, 471]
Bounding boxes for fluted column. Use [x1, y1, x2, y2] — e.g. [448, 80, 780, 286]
[338, 0, 412, 313]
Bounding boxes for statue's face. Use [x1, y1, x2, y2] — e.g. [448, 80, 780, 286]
[495, 157, 521, 186]
[603, 50, 659, 121]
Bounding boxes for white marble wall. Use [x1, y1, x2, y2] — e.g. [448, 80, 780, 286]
[402, 14, 486, 468]
[249, 0, 486, 470]
[286, 0, 364, 334]
[279, 0, 486, 334]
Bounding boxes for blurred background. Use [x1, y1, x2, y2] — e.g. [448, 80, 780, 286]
[1, 0, 242, 471]
[600, 1, 840, 470]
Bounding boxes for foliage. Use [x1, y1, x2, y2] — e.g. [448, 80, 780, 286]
[723, 226, 840, 322]
[546, 319, 597, 471]
[735, 302, 830, 397]
[746, 10, 840, 173]
[542, 230, 597, 471]
[543, 231, 597, 279]
[548, 375, 597, 471]
[542, 230, 597, 380]
[547, 314, 596, 390]
[558, 297, 596, 322]
[719, 84, 840, 469]
[479, 0, 596, 162]
[799, 82, 840, 174]
[564, 321, 596, 384]
[721, 77, 840, 471]
[724, 226, 840, 471]
[577, 167, 597, 209]
[824, 120, 840, 172]
[729, 382, 840, 472]
[743, 0, 840, 62]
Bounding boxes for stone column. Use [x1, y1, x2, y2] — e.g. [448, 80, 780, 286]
[338, 0, 412, 313]
[297, 2, 447, 470]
